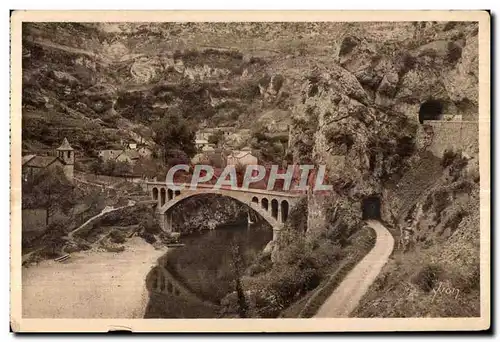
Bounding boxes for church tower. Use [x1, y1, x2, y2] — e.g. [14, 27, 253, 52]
[56, 137, 74, 182]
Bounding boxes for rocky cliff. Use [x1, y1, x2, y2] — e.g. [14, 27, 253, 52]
[287, 21, 478, 234]
[283, 21, 480, 317]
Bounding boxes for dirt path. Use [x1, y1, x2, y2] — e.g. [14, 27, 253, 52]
[315, 220, 394, 317]
[67, 204, 131, 240]
[22, 237, 166, 318]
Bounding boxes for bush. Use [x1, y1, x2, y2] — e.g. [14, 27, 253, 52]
[140, 231, 157, 244]
[247, 254, 272, 276]
[412, 264, 443, 292]
[442, 149, 460, 168]
[339, 36, 358, 56]
[443, 209, 468, 233]
[442, 149, 468, 180]
[447, 42, 462, 64]
[109, 230, 127, 244]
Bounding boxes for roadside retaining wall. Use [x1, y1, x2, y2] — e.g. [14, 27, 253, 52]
[417, 120, 478, 158]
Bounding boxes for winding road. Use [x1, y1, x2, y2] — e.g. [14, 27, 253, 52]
[315, 220, 394, 318]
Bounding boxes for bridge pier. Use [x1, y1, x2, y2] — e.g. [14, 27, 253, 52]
[272, 228, 281, 242]
[158, 212, 173, 233]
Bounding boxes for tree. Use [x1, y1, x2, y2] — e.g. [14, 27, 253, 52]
[114, 160, 131, 176]
[152, 108, 196, 164]
[89, 159, 102, 175]
[22, 166, 76, 227]
[208, 130, 225, 147]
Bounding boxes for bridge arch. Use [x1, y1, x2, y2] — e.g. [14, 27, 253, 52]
[158, 191, 282, 235]
[152, 187, 159, 201]
[145, 181, 303, 241]
[281, 200, 289, 223]
[261, 197, 269, 211]
[160, 188, 166, 206]
[271, 199, 279, 219]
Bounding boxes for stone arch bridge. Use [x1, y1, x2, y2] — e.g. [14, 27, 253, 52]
[144, 181, 303, 241]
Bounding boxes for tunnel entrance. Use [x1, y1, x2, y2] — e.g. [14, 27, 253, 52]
[362, 196, 381, 220]
[419, 100, 444, 124]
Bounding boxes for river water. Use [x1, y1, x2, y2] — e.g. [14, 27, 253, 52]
[144, 220, 273, 318]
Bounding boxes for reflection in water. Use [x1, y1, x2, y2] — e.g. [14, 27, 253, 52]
[144, 221, 272, 318]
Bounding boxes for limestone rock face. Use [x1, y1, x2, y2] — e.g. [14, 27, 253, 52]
[292, 70, 417, 198]
[337, 22, 479, 119]
[289, 22, 478, 236]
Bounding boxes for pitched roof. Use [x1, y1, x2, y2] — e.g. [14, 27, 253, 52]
[118, 149, 140, 160]
[22, 155, 36, 165]
[56, 137, 74, 151]
[99, 150, 124, 160]
[23, 156, 61, 168]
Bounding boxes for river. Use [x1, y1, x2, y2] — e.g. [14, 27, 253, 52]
[144, 220, 273, 318]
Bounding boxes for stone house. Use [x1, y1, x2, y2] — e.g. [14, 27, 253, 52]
[115, 149, 140, 164]
[22, 138, 75, 183]
[226, 149, 258, 166]
[98, 149, 124, 161]
[137, 146, 153, 158]
[195, 139, 210, 150]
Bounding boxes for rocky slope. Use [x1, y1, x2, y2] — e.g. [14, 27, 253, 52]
[22, 23, 298, 156]
[351, 150, 480, 317]
[285, 22, 480, 317]
[22, 22, 477, 157]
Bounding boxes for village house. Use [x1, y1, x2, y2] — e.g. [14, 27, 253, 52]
[196, 129, 214, 141]
[22, 138, 75, 183]
[226, 148, 258, 166]
[98, 142, 153, 165]
[115, 149, 140, 164]
[196, 126, 237, 142]
[195, 138, 210, 150]
[98, 149, 124, 161]
[202, 144, 216, 152]
[191, 148, 226, 168]
[137, 145, 153, 158]
[225, 128, 251, 147]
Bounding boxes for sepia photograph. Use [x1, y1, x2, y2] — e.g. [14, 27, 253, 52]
[10, 10, 491, 332]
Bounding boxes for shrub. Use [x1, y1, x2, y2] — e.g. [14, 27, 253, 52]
[444, 209, 468, 232]
[412, 264, 443, 292]
[442, 149, 462, 168]
[433, 189, 450, 216]
[457, 264, 480, 293]
[443, 21, 457, 31]
[109, 230, 127, 244]
[140, 231, 157, 244]
[339, 36, 358, 56]
[447, 42, 462, 64]
[247, 254, 272, 276]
